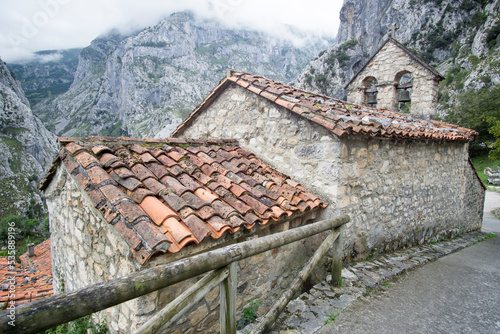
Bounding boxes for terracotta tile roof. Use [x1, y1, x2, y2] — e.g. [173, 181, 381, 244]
[0, 239, 53, 307]
[172, 72, 476, 142]
[40, 137, 326, 264]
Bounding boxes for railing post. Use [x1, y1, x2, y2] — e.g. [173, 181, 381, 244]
[220, 262, 237, 334]
[331, 225, 344, 286]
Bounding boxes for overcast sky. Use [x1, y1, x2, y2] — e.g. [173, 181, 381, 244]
[0, 0, 343, 63]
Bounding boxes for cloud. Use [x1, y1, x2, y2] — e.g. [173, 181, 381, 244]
[0, 0, 341, 63]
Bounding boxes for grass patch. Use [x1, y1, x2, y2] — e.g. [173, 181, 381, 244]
[325, 310, 341, 324]
[473, 233, 498, 244]
[479, 233, 498, 241]
[40, 315, 107, 334]
[471, 153, 500, 186]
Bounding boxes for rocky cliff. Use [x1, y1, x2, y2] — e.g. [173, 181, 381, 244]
[8, 49, 81, 107]
[294, 0, 500, 106]
[32, 12, 326, 138]
[0, 58, 57, 218]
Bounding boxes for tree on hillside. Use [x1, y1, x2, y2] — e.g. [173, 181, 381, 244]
[445, 85, 500, 156]
[488, 118, 500, 160]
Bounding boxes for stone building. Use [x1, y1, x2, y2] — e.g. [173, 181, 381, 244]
[0, 239, 53, 306]
[173, 71, 484, 259]
[40, 136, 327, 333]
[344, 38, 444, 118]
[40, 71, 484, 333]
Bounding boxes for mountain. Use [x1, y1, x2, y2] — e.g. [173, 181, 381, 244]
[0, 58, 57, 219]
[294, 0, 500, 107]
[30, 11, 328, 138]
[8, 49, 81, 107]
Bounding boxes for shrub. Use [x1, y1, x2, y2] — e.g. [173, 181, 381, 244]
[236, 300, 262, 330]
[485, 22, 500, 48]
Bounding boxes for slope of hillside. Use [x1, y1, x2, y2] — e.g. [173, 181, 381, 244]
[32, 12, 327, 138]
[8, 49, 81, 107]
[0, 58, 57, 219]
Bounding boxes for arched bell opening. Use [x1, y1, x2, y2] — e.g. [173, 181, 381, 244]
[396, 71, 413, 113]
[362, 76, 378, 108]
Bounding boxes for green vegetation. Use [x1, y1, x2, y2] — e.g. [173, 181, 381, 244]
[26, 82, 72, 106]
[1, 137, 25, 173]
[0, 126, 28, 137]
[479, 233, 498, 241]
[325, 311, 341, 324]
[471, 154, 500, 185]
[39, 315, 107, 334]
[470, 11, 488, 29]
[445, 85, 500, 158]
[335, 278, 344, 287]
[474, 233, 498, 244]
[237, 300, 262, 330]
[323, 39, 357, 73]
[339, 39, 358, 51]
[98, 121, 128, 137]
[488, 118, 500, 160]
[485, 21, 500, 49]
[0, 214, 49, 262]
[8, 48, 80, 106]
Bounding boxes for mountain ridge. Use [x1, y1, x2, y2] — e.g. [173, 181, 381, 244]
[26, 11, 328, 139]
[294, 0, 500, 108]
[0, 57, 57, 218]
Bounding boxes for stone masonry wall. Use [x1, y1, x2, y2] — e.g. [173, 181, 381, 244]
[44, 165, 146, 333]
[346, 41, 440, 117]
[463, 159, 486, 225]
[336, 137, 482, 259]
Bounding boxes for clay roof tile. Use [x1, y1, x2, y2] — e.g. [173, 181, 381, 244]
[45, 137, 327, 263]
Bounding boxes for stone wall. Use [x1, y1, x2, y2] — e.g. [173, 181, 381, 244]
[336, 137, 483, 259]
[45, 161, 328, 333]
[177, 83, 484, 260]
[463, 159, 486, 225]
[346, 40, 440, 117]
[45, 165, 143, 333]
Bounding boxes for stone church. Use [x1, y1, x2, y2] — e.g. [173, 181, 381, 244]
[344, 37, 444, 118]
[40, 57, 484, 332]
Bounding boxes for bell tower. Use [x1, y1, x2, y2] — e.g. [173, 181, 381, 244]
[344, 38, 444, 118]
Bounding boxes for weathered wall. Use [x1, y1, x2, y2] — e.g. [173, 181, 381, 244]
[346, 41, 440, 117]
[336, 137, 482, 259]
[463, 159, 486, 226]
[44, 165, 143, 333]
